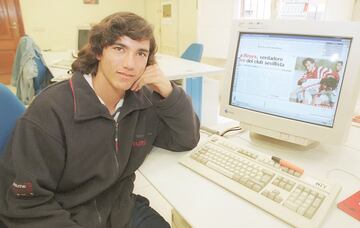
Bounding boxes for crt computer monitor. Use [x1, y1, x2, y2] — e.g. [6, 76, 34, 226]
[77, 26, 90, 51]
[220, 20, 360, 146]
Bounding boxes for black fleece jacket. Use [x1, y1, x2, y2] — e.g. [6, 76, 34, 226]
[0, 72, 200, 227]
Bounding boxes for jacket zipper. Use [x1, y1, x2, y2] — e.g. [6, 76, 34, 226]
[94, 199, 102, 225]
[113, 121, 119, 169]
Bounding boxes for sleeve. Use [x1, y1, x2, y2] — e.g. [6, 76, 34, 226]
[153, 83, 200, 151]
[0, 118, 82, 228]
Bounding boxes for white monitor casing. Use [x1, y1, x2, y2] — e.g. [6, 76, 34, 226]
[220, 20, 360, 146]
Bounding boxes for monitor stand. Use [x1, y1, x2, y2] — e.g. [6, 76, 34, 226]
[249, 131, 320, 152]
[240, 122, 317, 147]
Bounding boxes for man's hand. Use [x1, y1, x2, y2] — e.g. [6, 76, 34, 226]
[131, 64, 173, 98]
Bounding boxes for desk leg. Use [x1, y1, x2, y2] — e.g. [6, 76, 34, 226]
[185, 77, 202, 120]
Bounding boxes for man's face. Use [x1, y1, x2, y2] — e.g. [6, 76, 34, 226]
[96, 36, 150, 92]
[304, 61, 315, 72]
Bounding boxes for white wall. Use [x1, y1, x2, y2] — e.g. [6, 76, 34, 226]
[144, 0, 161, 48]
[19, 0, 145, 51]
[178, 0, 197, 55]
[351, 1, 360, 108]
[197, 0, 236, 59]
[352, 0, 360, 20]
[144, 0, 197, 57]
[324, 0, 355, 21]
[197, 0, 359, 59]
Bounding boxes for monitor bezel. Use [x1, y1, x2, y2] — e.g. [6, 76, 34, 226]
[76, 25, 91, 51]
[220, 20, 360, 144]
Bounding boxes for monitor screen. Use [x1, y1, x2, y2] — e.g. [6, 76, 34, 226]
[77, 29, 90, 50]
[230, 33, 351, 128]
[221, 20, 360, 145]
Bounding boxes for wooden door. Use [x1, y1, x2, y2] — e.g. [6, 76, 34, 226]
[0, 0, 24, 84]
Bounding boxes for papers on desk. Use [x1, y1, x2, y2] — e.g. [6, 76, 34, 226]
[51, 73, 72, 82]
[50, 58, 74, 82]
[51, 58, 74, 69]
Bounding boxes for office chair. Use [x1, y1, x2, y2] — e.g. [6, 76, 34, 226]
[181, 43, 203, 62]
[0, 83, 26, 154]
[181, 43, 204, 119]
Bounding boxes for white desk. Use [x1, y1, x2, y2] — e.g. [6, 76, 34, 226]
[139, 126, 360, 228]
[42, 51, 74, 81]
[42, 51, 223, 81]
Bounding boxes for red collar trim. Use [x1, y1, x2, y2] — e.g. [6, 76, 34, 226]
[69, 78, 76, 113]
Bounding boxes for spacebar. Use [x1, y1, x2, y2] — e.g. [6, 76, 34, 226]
[206, 161, 234, 179]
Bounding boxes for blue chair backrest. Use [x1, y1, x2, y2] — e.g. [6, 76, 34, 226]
[0, 84, 25, 154]
[181, 43, 204, 62]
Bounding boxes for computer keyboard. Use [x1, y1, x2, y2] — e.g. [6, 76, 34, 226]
[179, 135, 341, 228]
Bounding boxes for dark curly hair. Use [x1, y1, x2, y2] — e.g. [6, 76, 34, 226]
[71, 12, 157, 76]
[320, 77, 339, 91]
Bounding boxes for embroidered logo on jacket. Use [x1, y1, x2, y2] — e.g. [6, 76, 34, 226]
[132, 139, 146, 148]
[11, 182, 34, 198]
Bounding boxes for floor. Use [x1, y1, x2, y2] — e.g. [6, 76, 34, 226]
[133, 170, 173, 223]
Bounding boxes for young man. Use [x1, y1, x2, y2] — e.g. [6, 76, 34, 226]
[0, 12, 200, 228]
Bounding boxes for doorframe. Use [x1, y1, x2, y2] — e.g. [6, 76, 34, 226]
[7, 0, 25, 37]
[0, 0, 26, 84]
